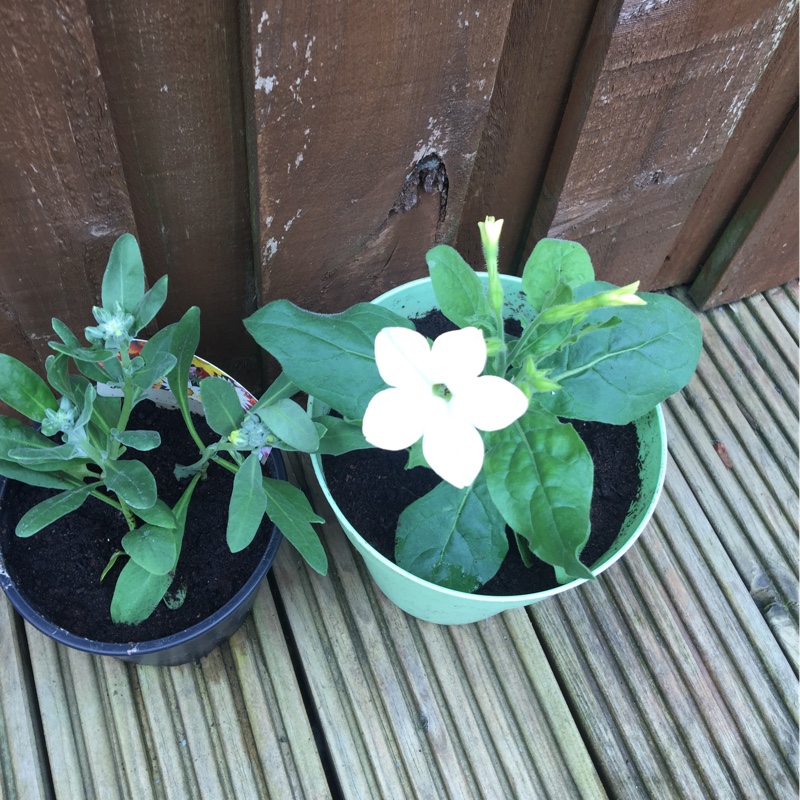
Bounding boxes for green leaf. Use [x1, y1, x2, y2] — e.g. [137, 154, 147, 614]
[426, 245, 493, 331]
[243, 300, 412, 421]
[92, 394, 122, 433]
[522, 238, 594, 312]
[134, 498, 177, 529]
[130, 351, 177, 397]
[251, 372, 296, 412]
[0, 417, 59, 458]
[50, 317, 83, 349]
[101, 354, 125, 384]
[132, 275, 168, 333]
[227, 452, 268, 552]
[45, 354, 72, 398]
[111, 429, 161, 451]
[110, 560, 172, 625]
[396, 474, 508, 592]
[102, 233, 146, 315]
[49, 341, 115, 363]
[537, 287, 703, 424]
[315, 415, 371, 455]
[259, 399, 319, 452]
[9, 443, 82, 465]
[122, 525, 177, 575]
[0, 459, 80, 489]
[0, 355, 58, 421]
[166, 306, 201, 428]
[76, 357, 111, 383]
[404, 439, 430, 470]
[484, 406, 594, 580]
[104, 459, 157, 509]
[261, 476, 327, 574]
[200, 376, 245, 436]
[15, 486, 92, 537]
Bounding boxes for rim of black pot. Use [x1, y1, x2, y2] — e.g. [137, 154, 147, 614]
[0, 449, 286, 660]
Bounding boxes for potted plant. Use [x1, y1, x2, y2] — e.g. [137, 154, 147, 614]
[0, 234, 326, 664]
[243, 217, 702, 624]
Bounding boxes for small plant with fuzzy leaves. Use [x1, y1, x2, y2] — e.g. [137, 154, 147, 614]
[0, 234, 325, 626]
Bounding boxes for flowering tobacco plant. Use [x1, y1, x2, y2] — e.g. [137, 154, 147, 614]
[244, 217, 702, 593]
[0, 234, 325, 625]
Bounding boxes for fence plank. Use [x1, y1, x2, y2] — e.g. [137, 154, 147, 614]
[690, 109, 799, 309]
[86, 0, 262, 389]
[529, 0, 797, 289]
[241, 1, 515, 316]
[0, 0, 134, 376]
[454, 0, 599, 273]
[655, 11, 798, 289]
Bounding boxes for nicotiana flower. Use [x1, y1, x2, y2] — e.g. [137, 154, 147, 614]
[362, 326, 529, 489]
[85, 303, 136, 350]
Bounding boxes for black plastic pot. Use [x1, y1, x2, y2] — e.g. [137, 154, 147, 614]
[0, 451, 285, 667]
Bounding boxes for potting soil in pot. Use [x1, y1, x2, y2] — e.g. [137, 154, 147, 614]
[321, 310, 642, 596]
[1, 402, 276, 642]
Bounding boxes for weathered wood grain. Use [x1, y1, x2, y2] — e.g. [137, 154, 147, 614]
[656, 11, 798, 289]
[0, 598, 49, 800]
[86, 0, 263, 389]
[454, 0, 599, 273]
[241, 1, 515, 315]
[0, 0, 134, 377]
[690, 108, 799, 308]
[21, 584, 330, 800]
[530, 0, 798, 289]
[274, 453, 607, 799]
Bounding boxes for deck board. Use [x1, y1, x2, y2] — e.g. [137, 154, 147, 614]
[0, 283, 796, 799]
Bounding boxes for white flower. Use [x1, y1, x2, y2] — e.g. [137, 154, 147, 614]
[362, 326, 528, 488]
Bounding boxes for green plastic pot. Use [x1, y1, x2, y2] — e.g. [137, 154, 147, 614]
[310, 274, 667, 625]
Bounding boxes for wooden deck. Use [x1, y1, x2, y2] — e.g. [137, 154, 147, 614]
[1, 285, 797, 800]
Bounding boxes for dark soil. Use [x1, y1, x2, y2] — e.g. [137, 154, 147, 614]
[321, 310, 642, 596]
[0, 403, 277, 643]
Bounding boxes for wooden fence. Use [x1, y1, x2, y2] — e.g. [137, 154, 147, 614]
[1, 0, 797, 395]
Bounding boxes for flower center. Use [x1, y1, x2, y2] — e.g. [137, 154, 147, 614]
[432, 383, 452, 400]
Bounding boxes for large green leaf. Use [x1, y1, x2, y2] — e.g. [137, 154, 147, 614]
[314, 415, 371, 455]
[396, 473, 508, 592]
[0, 355, 58, 421]
[537, 287, 703, 424]
[227, 452, 268, 552]
[121, 525, 177, 575]
[104, 459, 157, 509]
[261, 476, 326, 574]
[200, 376, 245, 436]
[521, 238, 594, 312]
[102, 233, 145, 315]
[110, 560, 172, 625]
[243, 300, 412, 421]
[258, 398, 319, 452]
[9, 443, 82, 466]
[45, 353, 72, 398]
[15, 486, 92, 537]
[426, 245, 493, 332]
[484, 405, 594, 581]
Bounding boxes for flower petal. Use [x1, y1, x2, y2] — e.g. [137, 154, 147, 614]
[422, 410, 485, 489]
[430, 327, 487, 390]
[362, 387, 430, 450]
[450, 375, 529, 432]
[374, 327, 434, 389]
